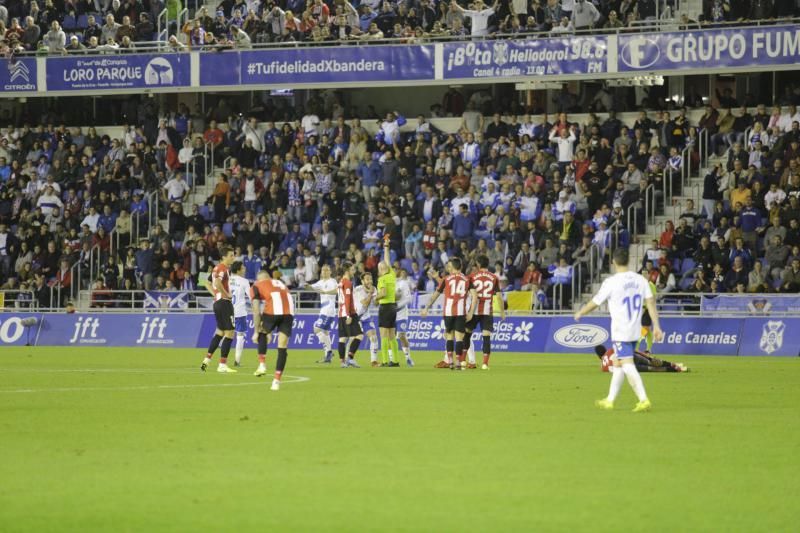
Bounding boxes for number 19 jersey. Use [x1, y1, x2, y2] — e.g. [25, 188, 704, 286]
[591, 271, 653, 342]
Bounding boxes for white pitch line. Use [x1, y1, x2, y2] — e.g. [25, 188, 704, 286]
[0, 375, 310, 394]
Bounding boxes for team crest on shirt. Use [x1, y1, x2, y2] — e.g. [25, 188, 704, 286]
[492, 42, 509, 67]
[759, 320, 785, 355]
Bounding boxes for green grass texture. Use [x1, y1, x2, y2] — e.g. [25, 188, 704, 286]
[0, 347, 797, 532]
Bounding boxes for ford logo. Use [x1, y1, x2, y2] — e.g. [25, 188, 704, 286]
[553, 324, 609, 349]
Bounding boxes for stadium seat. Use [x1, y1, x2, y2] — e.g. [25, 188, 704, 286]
[222, 223, 233, 238]
[681, 258, 695, 275]
[299, 223, 311, 236]
[76, 14, 89, 29]
[62, 15, 77, 31]
[198, 205, 211, 221]
[506, 291, 533, 311]
[399, 258, 413, 272]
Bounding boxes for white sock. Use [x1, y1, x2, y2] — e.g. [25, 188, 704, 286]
[622, 364, 648, 402]
[607, 367, 625, 402]
[467, 344, 476, 364]
[316, 331, 331, 354]
[401, 344, 410, 359]
[234, 334, 245, 364]
[443, 352, 449, 362]
[369, 337, 378, 362]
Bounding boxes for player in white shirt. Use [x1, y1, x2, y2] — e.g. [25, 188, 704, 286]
[354, 272, 379, 366]
[229, 262, 252, 367]
[311, 265, 338, 363]
[574, 249, 664, 412]
[395, 268, 415, 367]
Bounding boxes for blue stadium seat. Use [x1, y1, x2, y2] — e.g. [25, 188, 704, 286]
[62, 15, 77, 31]
[76, 14, 89, 29]
[681, 258, 695, 274]
[299, 223, 311, 236]
[222, 222, 233, 238]
[399, 258, 413, 272]
[679, 276, 694, 291]
[198, 205, 211, 221]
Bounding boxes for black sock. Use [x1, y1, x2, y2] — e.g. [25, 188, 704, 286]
[338, 340, 347, 360]
[220, 336, 233, 358]
[258, 333, 267, 355]
[276, 348, 288, 372]
[455, 341, 464, 361]
[482, 335, 492, 355]
[463, 334, 471, 353]
[207, 334, 222, 356]
[446, 339, 454, 354]
[348, 338, 361, 357]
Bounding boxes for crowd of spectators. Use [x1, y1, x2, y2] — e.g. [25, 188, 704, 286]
[1, 0, 799, 56]
[644, 102, 800, 295]
[3, 83, 800, 311]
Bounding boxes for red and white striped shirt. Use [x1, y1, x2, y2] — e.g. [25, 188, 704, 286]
[211, 263, 230, 301]
[469, 269, 499, 316]
[438, 273, 469, 317]
[251, 278, 295, 316]
[338, 277, 356, 318]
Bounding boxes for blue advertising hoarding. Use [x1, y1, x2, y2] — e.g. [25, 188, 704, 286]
[0, 312, 796, 356]
[0, 57, 37, 92]
[46, 53, 190, 91]
[443, 37, 607, 79]
[200, 44, 435, 87]
[618, 25, 800, 72]
[701, 294, 800, 314]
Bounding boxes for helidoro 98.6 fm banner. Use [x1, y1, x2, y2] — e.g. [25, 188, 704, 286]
[0, 312, 796, 357]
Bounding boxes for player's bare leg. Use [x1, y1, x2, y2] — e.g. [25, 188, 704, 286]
[314, 327, 333, 363]
[366, 330, 380, 367]
[346, 334, 363, 368]
[201, 328, 224, 371]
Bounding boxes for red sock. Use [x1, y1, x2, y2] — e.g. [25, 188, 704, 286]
[446, 352, 453, 364]
[205, 353, 213, 359]
[458, 352, 466, 363]
[219, 357, 227, 365]
[274, 370, 283, 381]
[258, 355, 266, 364]
[483, 354, 490, 365]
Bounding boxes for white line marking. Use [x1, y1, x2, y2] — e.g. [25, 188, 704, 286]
[0, 375, 310, 394]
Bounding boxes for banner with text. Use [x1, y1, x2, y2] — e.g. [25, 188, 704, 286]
[443, 37, 608, 80]
[200, 45, 435, 87]
[0, 58, 38, 92]
[618, 25, 800, 72]
[143, 291, 190, 310]
[1, 313, 797, 357]
[46, 54, 191, 91]
[701, 294, 800, 314]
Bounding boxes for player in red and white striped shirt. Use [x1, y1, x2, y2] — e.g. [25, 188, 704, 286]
[465, 255, 506, 370]
[337, 262, 363, 368]
[250, 269, 295, 391]
[201, 246, 237, 373]
[421, 257, 469, 370]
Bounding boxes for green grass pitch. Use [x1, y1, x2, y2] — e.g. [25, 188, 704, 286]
[0, 347, 797, 532]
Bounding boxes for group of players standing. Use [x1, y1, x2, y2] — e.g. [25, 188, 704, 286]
[197, 234, 507, 390]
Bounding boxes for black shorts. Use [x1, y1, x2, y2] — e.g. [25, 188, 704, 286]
[338, 317, 363, 338]
[378, 303, 397, 329]
[259, 314, 293, 337]
[641, 310, 652, 327]
[444, 316, 466, 334]
[213, 299, 235, 331]
[467, 314, 493, 333]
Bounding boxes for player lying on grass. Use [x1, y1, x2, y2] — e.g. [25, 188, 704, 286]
[595, 345, 688, 373]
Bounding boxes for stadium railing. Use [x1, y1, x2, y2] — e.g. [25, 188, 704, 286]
[20, 17, 800, 56]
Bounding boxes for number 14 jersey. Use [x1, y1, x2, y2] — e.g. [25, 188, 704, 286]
[438, 273, 469, 317]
